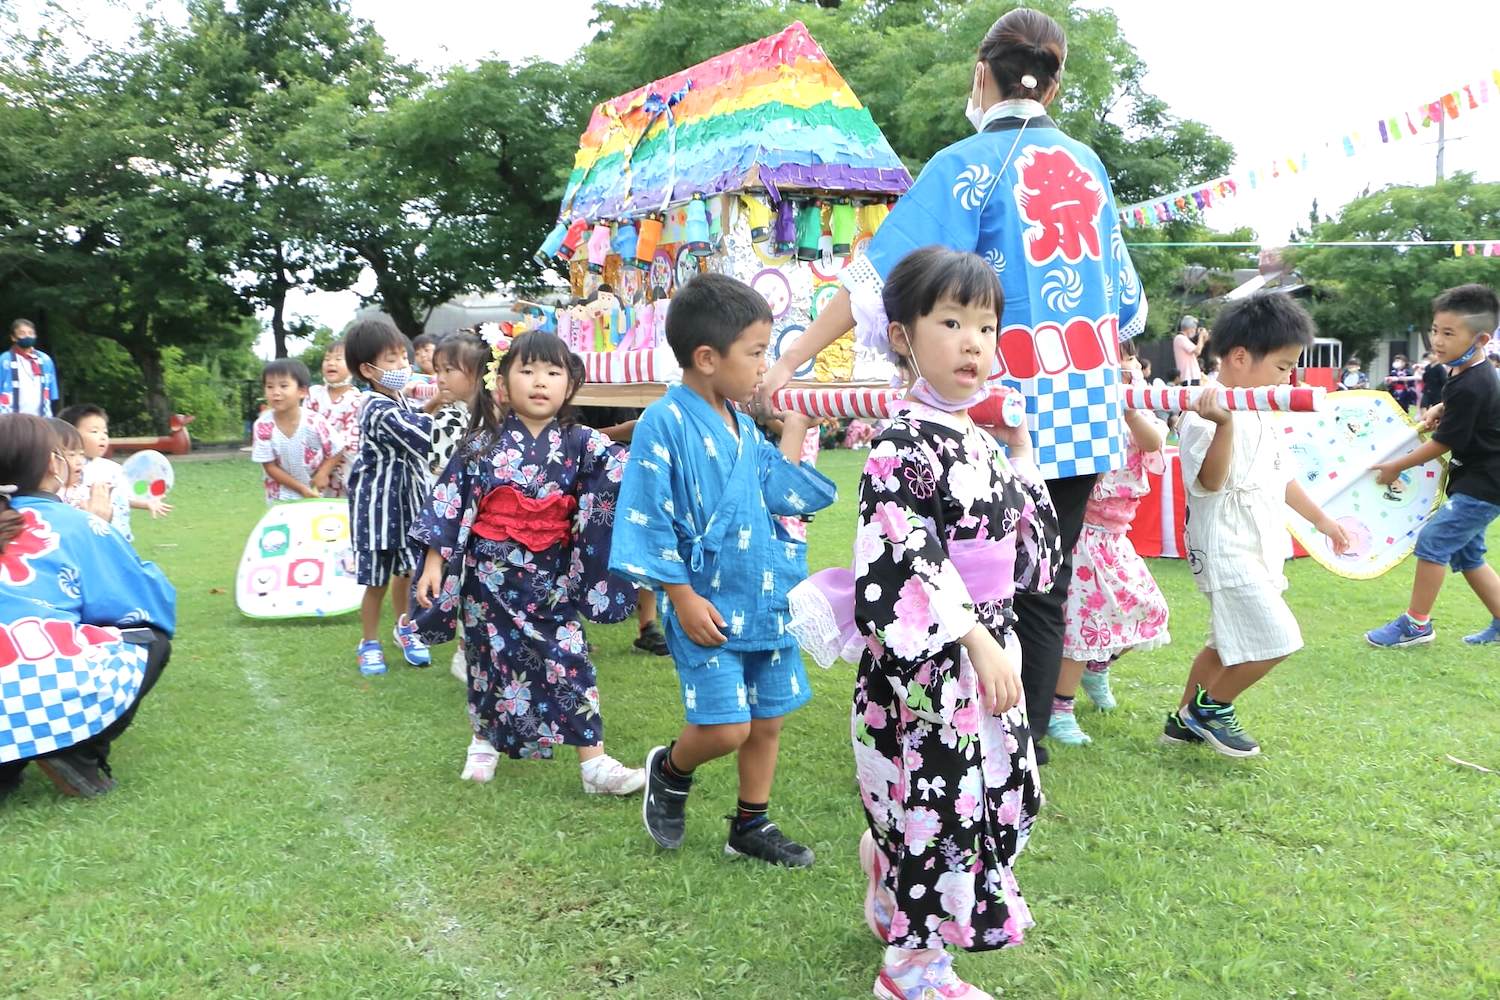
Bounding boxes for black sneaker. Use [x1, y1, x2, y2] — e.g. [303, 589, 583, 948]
[633, 622, 670, 656]
[36, 750, 116, 798]
[642, 745, 690, 849]
[724, 818, 815, 868]
[1179, 692, 1260, 758]
[1159, 712, 1205, 746]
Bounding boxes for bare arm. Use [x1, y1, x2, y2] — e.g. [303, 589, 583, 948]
[777, 412, 814, 463]
[1123, 408, 1164, 454]
[263, 461, 316, 498]
[1372, 437, 1449, 485]
[757, 287, 853, 404]
[1286, 479, 1352, 554]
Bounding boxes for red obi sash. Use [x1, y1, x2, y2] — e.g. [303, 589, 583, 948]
[472, 486, 577, 551]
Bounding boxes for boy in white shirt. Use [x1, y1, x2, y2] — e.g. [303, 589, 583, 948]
[249, 359, 344, 502]
[60, 403, 173, 542]
[1169, 294, 1349, 758]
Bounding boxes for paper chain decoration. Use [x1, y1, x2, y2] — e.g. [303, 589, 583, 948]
[1270, 389, 1446, 580]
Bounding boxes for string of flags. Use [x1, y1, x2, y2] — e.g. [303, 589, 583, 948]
[1454, 241, 1500, 257]
[1120, 68, 1500, 228]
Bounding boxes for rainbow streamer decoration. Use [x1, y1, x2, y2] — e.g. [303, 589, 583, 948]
[557, 21, 911, 221]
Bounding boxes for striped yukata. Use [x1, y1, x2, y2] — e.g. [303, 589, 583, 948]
[347, 393, 433, 587]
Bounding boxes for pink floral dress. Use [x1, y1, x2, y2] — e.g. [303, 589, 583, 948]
[1061, 417, 1171, 660]
[307, 384, 366, 499]
[776, 428, 821, 541]
[853, 405, 1062, 953]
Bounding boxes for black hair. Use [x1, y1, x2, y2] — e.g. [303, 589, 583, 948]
[0, 414, 55, 548]
[412, 332, 440, 352]
[583, 283, 617, 306]
[58, 403, 108, 426]
[881, 247, 1004, 370]
[343, 318, 409, 385]
[464, 331, 586, 455]
[1432, 283, 1499, 338]
[665, 272, 773, 368]
[978, 8, 1067, 103]
[1209, 292, 1316, 361]
[47, 417, 83, 453]
[262, 358, 312, 388]
[10, 318, 35, 336]
[433, 332, 491, 406]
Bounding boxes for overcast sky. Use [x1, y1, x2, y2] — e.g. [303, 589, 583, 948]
[15, 0, 1500, 350]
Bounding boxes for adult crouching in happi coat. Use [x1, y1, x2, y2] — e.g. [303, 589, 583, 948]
[759, 8, 1146, 763]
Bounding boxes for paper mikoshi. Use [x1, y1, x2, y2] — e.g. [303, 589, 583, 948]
[537, 21, 913, 387]
[121, 449, 174, 500]
[235, 500, 362, 619]
[1272, 389, 1446, 579]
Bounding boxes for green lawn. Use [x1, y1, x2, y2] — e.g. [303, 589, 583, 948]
[3, 452, 1497, 1000]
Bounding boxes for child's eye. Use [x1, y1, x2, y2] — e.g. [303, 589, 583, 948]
[943, 319, 960, 329]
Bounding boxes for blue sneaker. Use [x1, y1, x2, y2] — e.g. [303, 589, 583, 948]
[393, 615, 431, 667]
[357, 640, 387, 677]
[1179, 688, 1260, 758]
[1080, 665, 1117, 711]
[1463, 619, 1500, 645]
[1366, 613, 1435, 649]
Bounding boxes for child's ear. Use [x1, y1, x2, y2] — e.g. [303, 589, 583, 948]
[691, 343, 719, 374]
[887, 321, 910, 357]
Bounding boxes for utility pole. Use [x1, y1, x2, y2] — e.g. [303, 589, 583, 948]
[1437, 113, 1446, 182]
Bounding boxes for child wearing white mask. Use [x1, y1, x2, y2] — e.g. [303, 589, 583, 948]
[343, 318, 434, 677]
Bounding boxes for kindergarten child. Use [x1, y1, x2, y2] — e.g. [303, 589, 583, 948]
[306, 339, 365, 498]
[249, 359, 344, 503]
[343, 318, 433, 676]
[844, 248, 1061, 999]
[412, 331, 644, 793]
[1172, 293, 1350, 758]
[1366, 284, 1500, 647]
[59, 403, 172, 542]
[1049, 345, 1170, 746]
[428, 332, 487, 478]
[47, 417, 108, 519]
[610, 272, 836, 867]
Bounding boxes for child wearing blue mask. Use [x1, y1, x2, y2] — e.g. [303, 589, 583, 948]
[344, 318, 433, 676]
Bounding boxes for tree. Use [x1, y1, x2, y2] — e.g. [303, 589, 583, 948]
[1289, 173, 1500, 360]
[0, 21, 255, 429]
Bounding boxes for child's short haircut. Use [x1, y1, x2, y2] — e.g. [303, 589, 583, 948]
[262, 358, 311, 388]
[1431, 284, 1499, 337]
[58, 403, 107, 426]
[412, 332, 440, 354]
[1209, 292, 1316, 360]
[47, 416, 83, 452]
[343, 318, 409, 382]
[666, 272, 773, 367]
[881, 246, 1004, 331]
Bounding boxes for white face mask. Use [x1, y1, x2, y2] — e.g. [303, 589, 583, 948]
[965, 67, 985, 132]
[367, 364, 412, 393]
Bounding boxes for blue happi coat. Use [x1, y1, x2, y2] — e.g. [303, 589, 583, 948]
[844, 110, 1147, 481]
[0, 495, 175, 763]
[609, 385, 837, 666]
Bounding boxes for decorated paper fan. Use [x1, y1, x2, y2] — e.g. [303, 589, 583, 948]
[121, 449, 174, 500]
[235, 499, 362, 619]
[1271, 390, 1446, 579]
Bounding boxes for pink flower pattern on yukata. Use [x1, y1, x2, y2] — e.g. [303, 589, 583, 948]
[1062, 427, 1171, 660]
[851, 407, 1063, 953]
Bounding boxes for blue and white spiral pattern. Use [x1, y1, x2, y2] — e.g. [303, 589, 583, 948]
[951, 164, 996, 211]
[1041, 266, 1084, 312]
[1111, 227, 1140, 305]
[984, 248, 1006, 277]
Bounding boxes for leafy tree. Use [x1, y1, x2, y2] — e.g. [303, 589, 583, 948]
[1290, 173, 1500, 360]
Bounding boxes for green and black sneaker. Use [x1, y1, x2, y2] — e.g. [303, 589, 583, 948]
[1159, 711, 1204, 747]
[1179, 688, 1260, 758]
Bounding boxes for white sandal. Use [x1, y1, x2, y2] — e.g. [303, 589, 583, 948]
[460, 737, 498, 783]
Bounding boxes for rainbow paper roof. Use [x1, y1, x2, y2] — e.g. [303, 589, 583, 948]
[556, 21, 911, 221]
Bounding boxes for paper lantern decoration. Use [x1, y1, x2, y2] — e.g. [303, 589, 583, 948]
[611, 219, 638, 261]
[795, 202, 823, 261]
[773, 198, 797, 253]
[634, 214, 663, 270]
[683, 194, 713, 256]
[535, 220, 568, 265]
[558, 217, 591, 261]
[586, 220, 612, 273]
[708, 195, 724, 246]
[121, 449, 174, 500]
[741, 195, 774, 243]
[860, 202, 891, 236]
[236, 500, 362, 619]
[829, 201, 857, 254]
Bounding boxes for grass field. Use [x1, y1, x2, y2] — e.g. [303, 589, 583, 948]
[2, 452, 1497, 1000]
